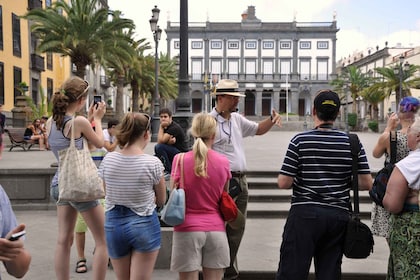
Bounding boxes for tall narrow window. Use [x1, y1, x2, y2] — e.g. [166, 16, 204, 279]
[13, 67, 22, 104]
[210, 60, 221, 85]
[46, 53, 53, 70]
[228, 60, 239, 80]
[0, 6, 3, 51]
[12, 14, 21, 57]
[317, 60, 328, 80]
[263, 60, 273, 80]
[0, 62, 4, 104]
[300, 60, 310, 80]
[191, 60, 202, 80]
[47, 78, 53, 104]
[245, 60, 256, 80]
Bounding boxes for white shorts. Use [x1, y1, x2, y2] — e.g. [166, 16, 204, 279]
[170, 231, 230, 272]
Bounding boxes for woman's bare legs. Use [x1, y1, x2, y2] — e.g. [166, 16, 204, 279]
[202, 267, 224, 280]
[54, 205, 78, 280]
[179, 271, 199, 280]
[81, 204, 108, 280]
[130, 250, 159, 280]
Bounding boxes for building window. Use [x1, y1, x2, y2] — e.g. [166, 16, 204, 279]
[228, 60, 239, 80]
[12, 14, 21, 57]
[174, 40, 180, 49]
[245, 41, 256, 49]
[228, 41, 239, 49]
[45, 0, 52, 7]
[13, 67, 22, 104]
[191, 60, 202, 80]
[245, 60, 256, 80]
[46, 53, 53, 70]
[191, 41, 203, 49]
[280, 41, 291, 49]
[211, 40, 222, 49]
[263, 60, 273, 80]
[317, 41, 329, 49]
[0, 62, 4, 104]
[300, 41, 311, 49]
[263, 41, 274, 49]
[47, 78, 53, 104]
[0, 6, 3, 51]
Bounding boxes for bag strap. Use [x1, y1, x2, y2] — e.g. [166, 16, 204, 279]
[390, 131, 397, 164]
[179, 153, 185, 188]
[171, 153, 184, 189]
[348, 133, 361, 215]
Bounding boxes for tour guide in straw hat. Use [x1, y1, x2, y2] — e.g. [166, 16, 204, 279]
[209, 79, 282, 280]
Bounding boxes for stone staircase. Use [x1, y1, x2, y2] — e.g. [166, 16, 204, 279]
[246, 171, 373, 220]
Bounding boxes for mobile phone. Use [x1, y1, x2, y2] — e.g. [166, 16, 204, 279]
[93, 95, 102, 108]
[9, 230, 26, 241]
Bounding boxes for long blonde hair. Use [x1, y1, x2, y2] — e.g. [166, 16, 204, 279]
[191, 113, 216, 177]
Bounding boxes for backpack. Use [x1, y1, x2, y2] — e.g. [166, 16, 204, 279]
[369, 131, 396, 207]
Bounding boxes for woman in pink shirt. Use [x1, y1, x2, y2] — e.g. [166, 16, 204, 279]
[170, 113, 231, 280]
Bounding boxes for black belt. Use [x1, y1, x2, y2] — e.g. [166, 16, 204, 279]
[231, 171, 245, 178]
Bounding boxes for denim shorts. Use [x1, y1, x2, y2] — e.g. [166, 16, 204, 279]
[50, 181, 100, 212]
[105, 205, 161, 258]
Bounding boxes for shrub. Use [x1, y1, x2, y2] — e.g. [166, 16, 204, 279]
[347, 113, 357, 129]
[368, 121, 378, 132]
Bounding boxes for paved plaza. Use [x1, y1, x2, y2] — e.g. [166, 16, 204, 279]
[0, 130, 388, 279]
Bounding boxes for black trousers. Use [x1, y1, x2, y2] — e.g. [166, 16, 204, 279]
[276, 205, 349, 280]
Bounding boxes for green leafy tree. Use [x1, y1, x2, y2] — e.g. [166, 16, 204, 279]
[371, 64, 420, 106]
[360, 85, 386, 122]
[330, 65, 371, 113]
[23, 0, 135, 78]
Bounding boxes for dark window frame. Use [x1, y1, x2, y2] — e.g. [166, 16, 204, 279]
[0, 62, 4, 104]
[12, 13, 21, 57]
[13, 67, 22, 104]
[0, 6, 3, 51]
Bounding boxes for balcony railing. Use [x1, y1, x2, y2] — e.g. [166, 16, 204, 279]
[31, 53, 45, 72]
[28, 0, 42, 10]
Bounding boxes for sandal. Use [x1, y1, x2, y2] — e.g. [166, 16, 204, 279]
[75, 259, 88, 273]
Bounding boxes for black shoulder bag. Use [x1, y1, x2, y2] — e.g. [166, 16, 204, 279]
[344, 134, 374, 259]
[369, 131, 397, 207]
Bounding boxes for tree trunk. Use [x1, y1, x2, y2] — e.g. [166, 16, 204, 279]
[131, 80, 140, 113]
[115, 75, 125, 120]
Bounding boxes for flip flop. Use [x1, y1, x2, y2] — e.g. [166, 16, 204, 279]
[75, 259, 88, 273]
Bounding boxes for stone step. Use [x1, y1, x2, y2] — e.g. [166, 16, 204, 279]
[247, 201, 373, 219]
[248, 188, 373, 203]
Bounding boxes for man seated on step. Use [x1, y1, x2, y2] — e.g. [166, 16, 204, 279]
[154, 108, 189, 180]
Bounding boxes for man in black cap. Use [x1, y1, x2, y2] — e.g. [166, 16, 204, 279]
[276, 89, 372, 280]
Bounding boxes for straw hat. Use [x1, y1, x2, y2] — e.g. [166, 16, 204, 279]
[212, 79, 245, 97]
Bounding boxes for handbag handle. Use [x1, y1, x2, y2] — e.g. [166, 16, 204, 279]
[171, 153, 185, 189]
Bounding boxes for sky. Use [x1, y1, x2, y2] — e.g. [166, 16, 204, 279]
[107, 0, 420, 61]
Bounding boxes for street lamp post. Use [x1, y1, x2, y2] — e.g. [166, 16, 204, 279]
[149, 5, 162, 142]
[394, 55, 410, 110]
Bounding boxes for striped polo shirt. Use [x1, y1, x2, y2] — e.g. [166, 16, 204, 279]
[280, 129, 370, 211]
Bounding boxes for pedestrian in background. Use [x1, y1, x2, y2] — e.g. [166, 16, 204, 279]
[276, 90, 372, 280]
[371, 96, 419, 240]
[48, 76, 108, 280]
[170, 113, 231, 280]
[209, 79, 282, 280]
[383, 117, 420, 280]
[154, 108, 189, 179]
[99, 112, 166, 280]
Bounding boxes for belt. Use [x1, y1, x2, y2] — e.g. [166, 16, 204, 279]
[231, 171, 245, 178]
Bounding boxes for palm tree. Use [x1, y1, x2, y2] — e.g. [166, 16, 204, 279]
[371, 64, 420, 107]
[157, 53, 179, 104]
[126, 38, 151, 113]
[360, 85, 386, 122]
[330, 66, 370, 113]
[24, 0, 135, 78]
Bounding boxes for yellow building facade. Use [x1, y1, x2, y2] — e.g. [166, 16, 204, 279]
[0, 0, 70, 113]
